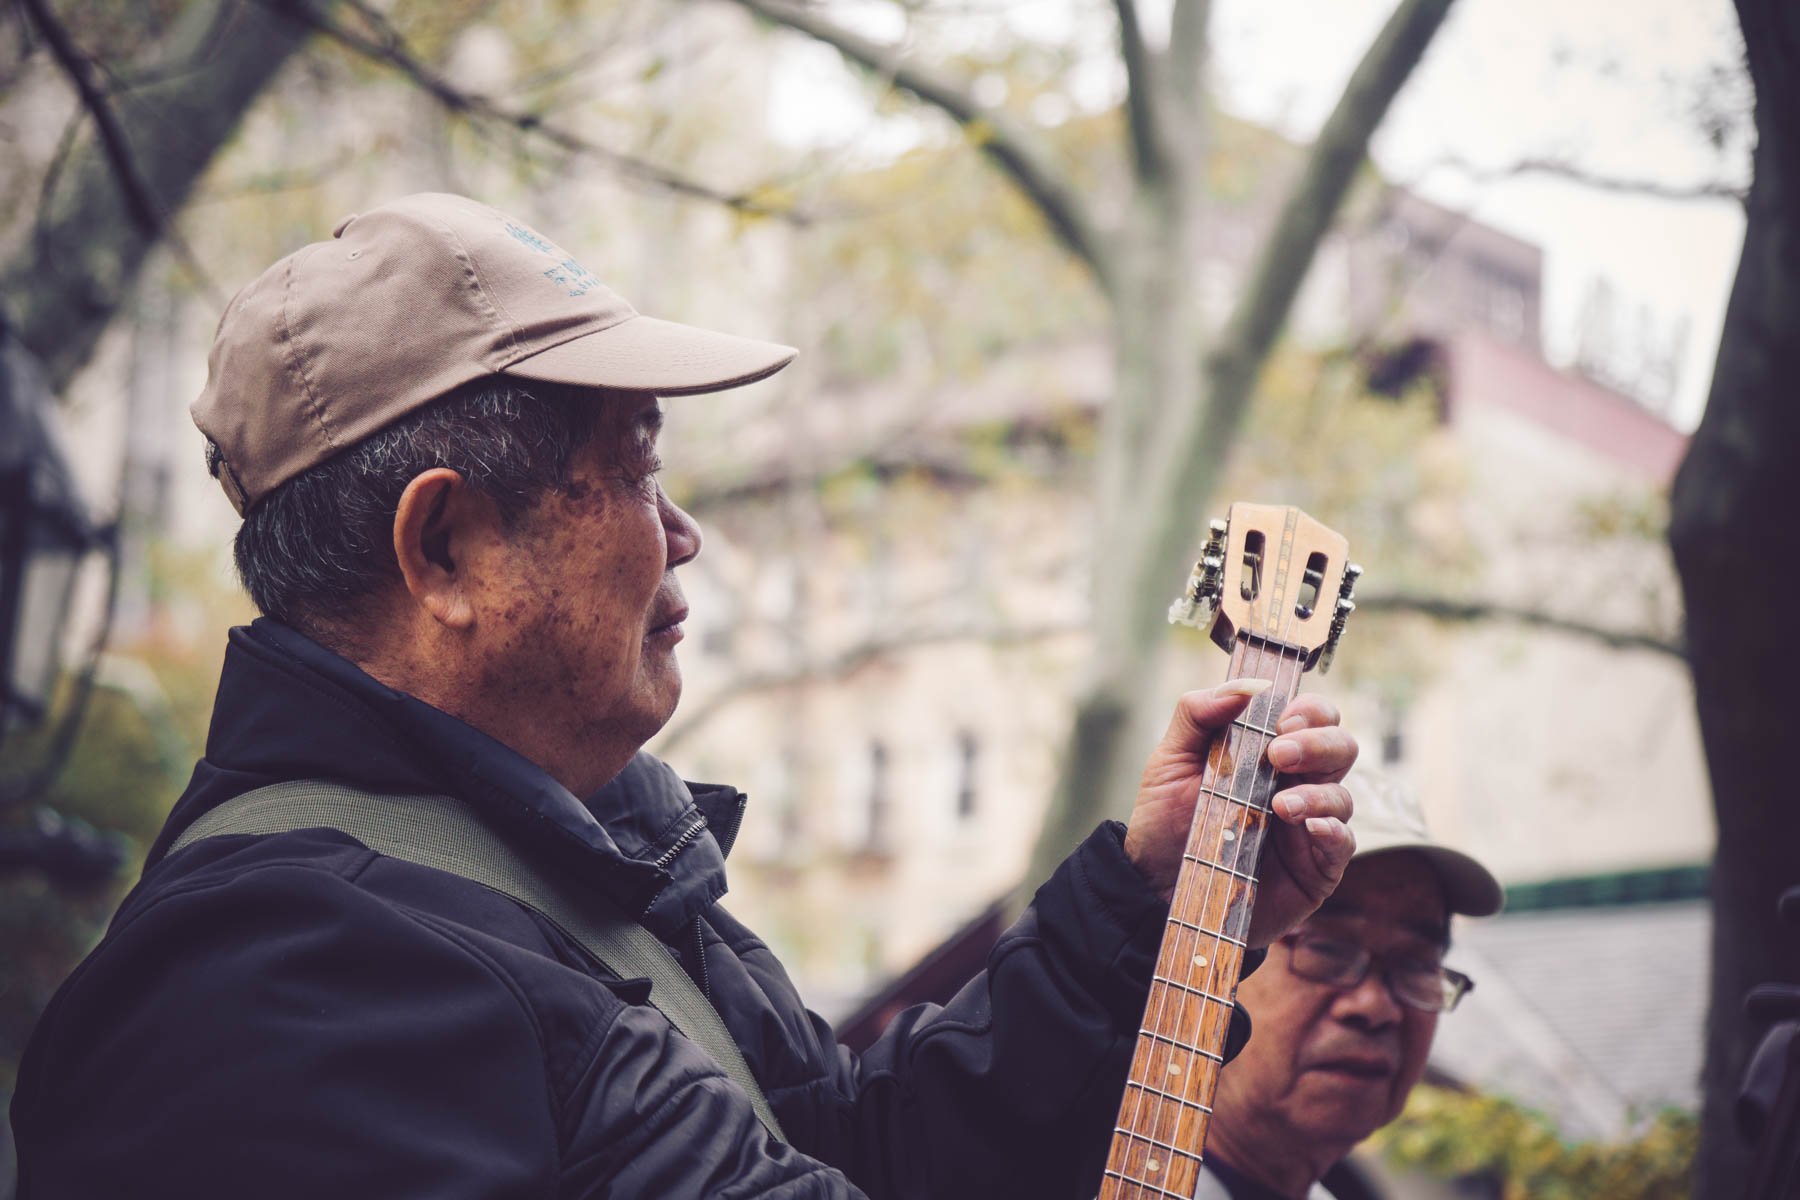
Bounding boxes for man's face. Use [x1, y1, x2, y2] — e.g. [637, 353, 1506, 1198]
[467, 394, 699, 792]
[1213, 852, 1448, 1164]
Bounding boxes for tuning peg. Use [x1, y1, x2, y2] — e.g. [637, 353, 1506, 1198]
[1317, 563, 1363, 674]
[1168, 518, 1230, 630]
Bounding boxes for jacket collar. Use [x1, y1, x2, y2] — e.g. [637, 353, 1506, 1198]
[150, 619, 733, 937]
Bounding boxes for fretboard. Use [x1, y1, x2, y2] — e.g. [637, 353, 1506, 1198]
[1097, 634, 1310, 1200]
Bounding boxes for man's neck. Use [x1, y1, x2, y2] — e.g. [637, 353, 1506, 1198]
[1203, 1119, 1341, 1199]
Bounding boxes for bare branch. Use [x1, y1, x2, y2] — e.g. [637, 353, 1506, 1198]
[17, 0, 220, 298]
[274, 0, 811, 223]
[1356, 590, 1684, 659]
[2, 0, 309, 391]
[727, 0, 1113, 288]
[654, 619, 1082, 753]
[1427, 153, 1746, 204]
[1114, 0, 1168, 183]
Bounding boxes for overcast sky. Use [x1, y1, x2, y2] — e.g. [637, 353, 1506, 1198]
[766, 0, 1749, 429]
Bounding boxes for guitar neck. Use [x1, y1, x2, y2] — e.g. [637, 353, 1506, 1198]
[1098, 634, 1310, 1200]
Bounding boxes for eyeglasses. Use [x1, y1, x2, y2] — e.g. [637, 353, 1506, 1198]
[1282, 934, 1475, 1013]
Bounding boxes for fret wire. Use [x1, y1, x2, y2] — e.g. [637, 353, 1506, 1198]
[1181, 852, 1257, 883]
[1107, 1130, 1207, 1160]
[1161, 916, 1246, 947]
[1194, 782, 1276, 811]
[1135, 1026, 1227, 1061]
[1237, 634, 1308, 658]
[1148, 976, 1236, 1011]
[1107, 619, 1306, 1196]
[1123, 1079, 1217, 1106]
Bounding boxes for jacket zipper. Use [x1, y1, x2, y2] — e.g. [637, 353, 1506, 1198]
[712, 792, 749, 860]
[652, 815, 707, 870]
[692, 918, 712, 1001]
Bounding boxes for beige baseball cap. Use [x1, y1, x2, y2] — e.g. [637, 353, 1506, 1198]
[1343, 765, 1504, 916]
[192, 193, 797, 514]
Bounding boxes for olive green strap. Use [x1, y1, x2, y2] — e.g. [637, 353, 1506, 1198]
[170, 780, 786, 1143]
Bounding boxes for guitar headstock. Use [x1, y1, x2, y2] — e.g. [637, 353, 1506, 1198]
[1168, 502, 1361, 671]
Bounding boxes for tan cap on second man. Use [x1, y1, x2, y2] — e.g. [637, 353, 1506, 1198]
[192, 193, 797, 515]
[1342, 765, 1505, 917]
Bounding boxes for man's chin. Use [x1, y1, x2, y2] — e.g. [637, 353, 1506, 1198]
[1288, 1075, 1399, 1143]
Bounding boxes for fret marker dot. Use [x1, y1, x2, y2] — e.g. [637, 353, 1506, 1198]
[1193, 954, 1208, 967]
[1222, 829, 1236, 842]
[1148, 1159, 1162, 1172]
[1167, 1063, 1181, 1075]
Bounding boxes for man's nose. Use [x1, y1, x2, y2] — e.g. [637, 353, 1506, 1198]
[1332, 967, 1406, 1030]
[661, 486, 702, 567]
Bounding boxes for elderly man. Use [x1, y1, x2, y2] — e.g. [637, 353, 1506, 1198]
[1197, 766, 1504, 1199]
[12, 194, 1358, 1199]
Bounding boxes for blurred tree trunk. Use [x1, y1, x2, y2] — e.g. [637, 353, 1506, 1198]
[1668, 2, 1800, 1195]
[2, 0, 313, 393]
[1030, 0, 1455, 888]
[732, 0, 1456, 892]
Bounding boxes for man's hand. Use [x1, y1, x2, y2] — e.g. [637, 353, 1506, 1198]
[1122, 681, 1358, 948]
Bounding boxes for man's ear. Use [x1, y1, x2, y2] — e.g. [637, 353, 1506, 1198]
[393, 468, 489, 629]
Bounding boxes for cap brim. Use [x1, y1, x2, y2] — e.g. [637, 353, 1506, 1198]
[1353, 834, 1506, 917]
[502, 313, 796, 395]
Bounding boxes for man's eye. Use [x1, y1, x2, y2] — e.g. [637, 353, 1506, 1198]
[1303, 938, 1362, 965]
[1391, 957, 1445, 982]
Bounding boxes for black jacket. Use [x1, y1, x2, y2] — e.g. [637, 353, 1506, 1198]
[12, 620, 1209, 1197]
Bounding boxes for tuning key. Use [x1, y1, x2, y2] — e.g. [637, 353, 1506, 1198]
[1168, 518, 1230, 630]
[1317, 563, 1363, 674]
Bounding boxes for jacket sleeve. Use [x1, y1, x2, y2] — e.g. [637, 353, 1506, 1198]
[13, 857, 564, 1200]
[792, 820, 1175, 1200]
[13, 845, 876, 1200]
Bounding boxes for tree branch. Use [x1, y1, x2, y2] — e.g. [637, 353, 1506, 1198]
[1427, 153, 1747, 204]
[277, 0, 811, 223]
[17, 0, 219, 298]
[19, 0, 160, 238]
[1117, 0, 1460, 674]
[727, 0, 1113, 288]
[654, 619, 1082, 753]
[1114, 0, 1168, 184]
[1356, 590, 1684, 659]
[2, 0, 309, 391]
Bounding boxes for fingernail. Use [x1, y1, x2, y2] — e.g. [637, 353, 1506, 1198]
[1277, 793, 1302, 819]
[1305, 816, 1338, 837]
[1269, 739, 1301, 770]
[1276, 714, 1304, 734]
[1219, 678, 1273, 698]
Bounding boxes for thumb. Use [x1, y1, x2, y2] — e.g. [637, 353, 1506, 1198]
[1157, 678, 1274, 753]
[1159, 680, 1274, 744]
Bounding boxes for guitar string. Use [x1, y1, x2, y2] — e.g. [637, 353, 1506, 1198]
[1108, 635, 1249, 1200]
[1115, 528, 1289, 1199]
[1150, 636, 1265, 1199]
[1110, 522, 1327, 1199]
[1112, 585, 1263, 1199]
[1117, 525, 1304, 1198]
[1164, 524, 1313, 1194]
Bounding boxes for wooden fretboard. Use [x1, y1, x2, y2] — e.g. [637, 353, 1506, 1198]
[1097, 634, 1310, 1199]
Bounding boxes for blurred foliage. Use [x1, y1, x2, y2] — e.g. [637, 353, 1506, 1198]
[1373, 1084, 1699, 1200]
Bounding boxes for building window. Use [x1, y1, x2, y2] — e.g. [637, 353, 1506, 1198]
[1381, 700, 1408, 766]
[865, 739, 890, 853]
[955, 730, 980, 820]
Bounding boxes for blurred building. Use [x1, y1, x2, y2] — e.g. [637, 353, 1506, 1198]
[662, 173, 1709, 1060]
[36, 14, 1709, 1139]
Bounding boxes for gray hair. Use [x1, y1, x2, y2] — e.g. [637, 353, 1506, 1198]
[209, 377, 605, 641]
